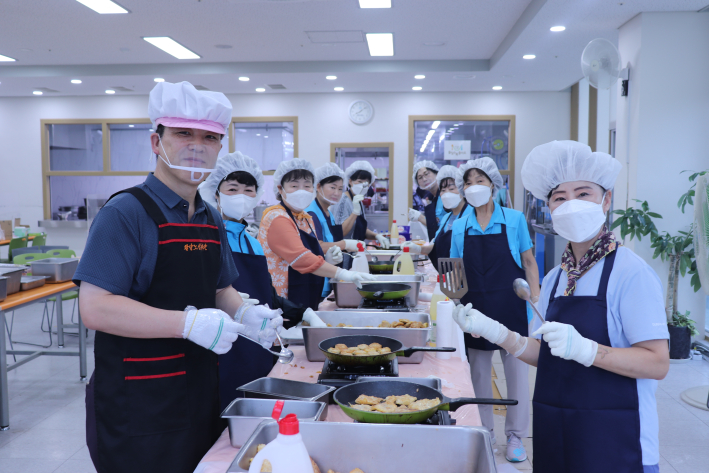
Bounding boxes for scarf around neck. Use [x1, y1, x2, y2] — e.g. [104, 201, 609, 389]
[560, 226, 621, 296]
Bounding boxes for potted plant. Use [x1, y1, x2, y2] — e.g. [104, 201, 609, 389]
[611, 170, 706, 359]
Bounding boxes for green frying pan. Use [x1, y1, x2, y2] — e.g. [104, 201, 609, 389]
[356, 283, 411, 300]
[319, 335, 455, 367]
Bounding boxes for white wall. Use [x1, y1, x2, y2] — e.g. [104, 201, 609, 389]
[616, 12, 709, 338]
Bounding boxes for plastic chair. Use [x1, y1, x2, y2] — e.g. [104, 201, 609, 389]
[12, 253, 50, 265]
[39, 245, 69, 253]
[0, 237, 28, 263]
[30, 233, 47, 248]
[45, 249, 77, 258]
[12, 247, 40, 259]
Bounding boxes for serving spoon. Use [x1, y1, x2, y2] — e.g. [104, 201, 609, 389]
[512, 278, 546, 325]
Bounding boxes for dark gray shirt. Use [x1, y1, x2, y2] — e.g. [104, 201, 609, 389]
[74, 173, 238, 301]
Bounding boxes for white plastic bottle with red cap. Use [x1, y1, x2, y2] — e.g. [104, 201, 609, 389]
[390, 219, 399, 246]
[351, 242, 370, 274]
[392, 246, 415, 275]
[429, 274, 447, 345]
[248, 413, 312, 473]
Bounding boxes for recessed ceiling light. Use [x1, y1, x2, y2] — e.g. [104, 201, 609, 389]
[128, 124, 134, 127]
[256, 134, 261, 136]
[255, 88, 266, 92]
[143, 37, 200, 60]
[523, 54, 536, 60]
[264, 135, 269, 138]
[0, 54, 16, 62]
[239, 77, 250, 82]
[412, 86, 422, 91]
[326, 75, 337, 80]
[154, 77, 165, 82]
[492, 86, 502, 90]
[334, 87, 344, 91]
[359, 0, 391, 7]
[71, 79, 82, 84]
[366, 33, 394, 56]
[414, 75, 425, 79]
[75, 0, 128, 14]
[33, 91, 43, 95]
[550, 26, 566, 32]
[105, 89, 116, 94]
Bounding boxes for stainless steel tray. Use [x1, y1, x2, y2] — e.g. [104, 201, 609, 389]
[20, 276, 47, 291]
[228, 420, 496, 473]
[0, 277, 7, 302]
[221, 398, 326, 447]
[332, 273, 426, 308]
[356, 376, 442, 392]
[29, 258, 79, 283]
[303, 311, 431, 364]
[0, 267, 25, 295]
[237, 378, 336, 419]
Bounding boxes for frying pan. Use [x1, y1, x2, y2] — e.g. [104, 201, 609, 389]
[357, 283, 411, 300]
[334, 379, 518, 424]
[368, 260, 395, 273]
[318, 335, 454, 367]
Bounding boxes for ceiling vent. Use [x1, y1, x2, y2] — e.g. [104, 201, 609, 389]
[268, 84, 287, 90]
[306, 31, 364, 44]
[194, 85, 210, 91]
[110, 86, 134, 92]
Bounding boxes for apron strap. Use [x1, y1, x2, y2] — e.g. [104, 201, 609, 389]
[241, 232, 255, 255]
[280, 202, 317, 235]
[110, 187, 168, 226]
[595, 249, 618, 300]
[549, 267, 564, 304]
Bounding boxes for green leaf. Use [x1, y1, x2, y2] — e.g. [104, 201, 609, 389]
[610, 218, 623, 231]
[653, 246, 662, 259]
[621, 219, 628, 239]
[647, 212, 662, 219]
[680, 254, 688, 277]
[642, 201, 649, 212]
[612, 209, 625, 216]
[636, 230, 642, 242]
[691, 273, 701, 292]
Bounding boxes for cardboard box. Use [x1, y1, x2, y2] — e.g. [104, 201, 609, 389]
[0, 221, 12, 240]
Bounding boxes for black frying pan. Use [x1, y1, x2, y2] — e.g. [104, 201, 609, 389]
[318, 335, 454, 367]
[334, 380, 518, 424]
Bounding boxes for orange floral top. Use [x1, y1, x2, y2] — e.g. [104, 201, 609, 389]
[258, 204, 325, 298]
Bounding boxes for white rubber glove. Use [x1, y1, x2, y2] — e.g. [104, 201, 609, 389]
[401, 241, 422, 254]
[375, 233, 390, 249]
[182, 306, 241, 354]
[344, 239, 363, 252]
[408, 208, 422, 221]
[235, 304, 284, 348]
[245, 224, 259, 239]
[302, 308, 327, 327]
[533, 322, 598, 367]
[452, 303, 529, 357]
[324, 246, 343, 265]
[335, 268, 378, 288]
[352, 195, 365, 215]
[238, 292, 260, 306]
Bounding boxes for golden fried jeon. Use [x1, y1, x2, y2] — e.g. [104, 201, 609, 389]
[328, 344, 392, 356]
[335, 344, 348, 350]
[349, 404, 373, 411]
[379, 347, 391, 353]
[372, 403, 399, 413]
[394, 394, 416, 406]
[352, 394, 441, 414]
[368, 343, 382, 349]
[355, 394, 383, 405]
[409, 397, 440, 410]
[357, 344, 369, 350]
[378, 318, 429, 329]
[327, 348, 341, 354]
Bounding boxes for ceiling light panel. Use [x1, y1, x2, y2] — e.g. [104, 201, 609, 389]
[33, 91, 43, 95]
[255, 88, 266, 92]
[366, 33, 394, 56]
[75, 0, 128, 14]
[492, 86, 502, 90]
[154, 77, 164, 82]
[550, 26, 566, 32]
[326, 75, 337, 80]
[239, 77, 250, 82]
[359, 0, 391, 8]
[334, 87, 344, 91]
[0, 54, 16, 62]
[143, 37, 200, 60]
[523, 54, 536, 59]
[414, 75, 425, 79]
[412, 86, 422, 91]
[71, 79, 82, 84]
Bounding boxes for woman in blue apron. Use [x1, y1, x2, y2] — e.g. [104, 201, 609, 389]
[409, 160, 446, 241]
[306, 162, 366, 298]
[452, 141, 670, 473]
[259, 160, 377, 311]
[330, 160, 390, 249]
[200, 152, 327, 411]
[402, 165, 472, 272]
[449, 158, 539, 463]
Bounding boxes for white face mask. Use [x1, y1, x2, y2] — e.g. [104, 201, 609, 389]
[465, 185, 492, 207]
[440, 192, 462, 210]
[319, 190, 340, 206]
[218, 193, 257, 221]
[283, 189, 315, 211]
[551, 198, 607, 243]
[351, 182, 369, 196]
[158, 137, 217, 182]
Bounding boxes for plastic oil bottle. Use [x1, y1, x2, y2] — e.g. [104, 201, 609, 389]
[351, 242, 370, 274]
[429, 275, 447, 346]
[392, 246, 415, 275]
[390, 219, 399, 246]
[248, 414, 312, 473]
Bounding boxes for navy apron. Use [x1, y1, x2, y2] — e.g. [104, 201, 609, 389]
[87, 187, 222, 473]
[349, 191, 368, 241]
[281, 203, 325, 311]
[219, 228, 276, 412]
[429, 207, 464, 273]
[460, 209, 528, 351]
[533, 250, 643, 473]
[424, 189, 441, 241]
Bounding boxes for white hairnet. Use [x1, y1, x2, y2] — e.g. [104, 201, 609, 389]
[344, 160, 376, 183]
[412, 160, 440, 188]
[521, 140, 622, 201]
[273, 158, 316, 195]
[199, 151, 265, 208]
[436, 165, 461, 190]
[456, 157, 504, 197]
[314, 162, 345, 186]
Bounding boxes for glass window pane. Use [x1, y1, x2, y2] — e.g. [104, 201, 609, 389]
[233, 122, 294, 172]
[49, 175, 147, 220]
[49, 124, 103, 171]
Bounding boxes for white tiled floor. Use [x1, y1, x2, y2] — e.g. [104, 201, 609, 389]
[2, 302, 709, 472]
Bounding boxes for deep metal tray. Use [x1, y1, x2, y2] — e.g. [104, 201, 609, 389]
[29, 258, 79, 283]
[303, 311, 431, 364]
[0, 277, 7, 302]
[221, 398, 326, 447]
[332, 273, 426, 308]
[228, 420, 497, 473]
[237, 378, 336, 419]
[356, 376, 442, 392]
[20, 276, 47, 291]
[0, 267, 25, 295]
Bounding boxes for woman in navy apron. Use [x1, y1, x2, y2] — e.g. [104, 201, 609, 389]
[200, 152, 328, 411]
[330, 160, 390, 249]
[449, 158, 539, 463]
[452, 141, 670, 473]
[403, 165, 472, 272]
[258, 160, 377, 311]
[409, 160, 446, 241]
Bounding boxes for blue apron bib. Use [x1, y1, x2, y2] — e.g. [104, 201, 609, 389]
[460, 209, 528, 351]
[424, 189, 441, 241]
[533, 250, 643, 473]
[307, 198, 344, 297]
[218, 224, 276, 412]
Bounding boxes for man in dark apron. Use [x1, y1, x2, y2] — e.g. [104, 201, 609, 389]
[75, 82, 282, 473]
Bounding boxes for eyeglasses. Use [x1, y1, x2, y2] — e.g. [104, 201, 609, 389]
[417, 170, 432, 182]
